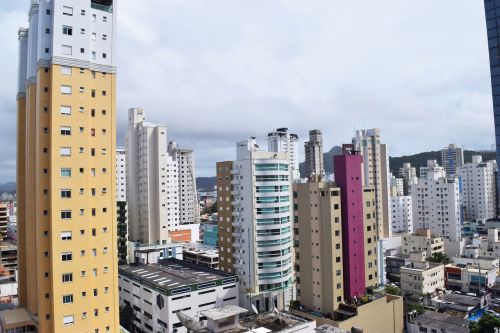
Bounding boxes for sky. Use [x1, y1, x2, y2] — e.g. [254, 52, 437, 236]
[0, 0, 496, 183]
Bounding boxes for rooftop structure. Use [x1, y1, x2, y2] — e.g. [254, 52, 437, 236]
[406, 311, 469, 333]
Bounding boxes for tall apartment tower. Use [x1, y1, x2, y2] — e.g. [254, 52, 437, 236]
[441, 144, 464, 177]
[304, 129, 325, 181]
[398, 162, 417, 196]
[168, 142, 200, 224]
[216, 138, 294, 312]
[294, 182, 345, 312]
[125, 108, 179, 244]
[268, 128, 300, 180]
[484, 0, 500, 203]
[334, 147, 378, 300]
[458, 156, 497, 221]
[116, 148, 128, 265]
[16, 1, 119, 332]
[353, 128, 391, 238]
[412, 161, 462, 242]
[419, 159, 446, 180]
[0, 204, 7, 240]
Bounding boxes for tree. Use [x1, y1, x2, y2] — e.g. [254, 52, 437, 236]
[384, 284, 401, 296]
[408, 304, 425, 315]
[470, 312, 500, 333]
[427, 252, 451, 265]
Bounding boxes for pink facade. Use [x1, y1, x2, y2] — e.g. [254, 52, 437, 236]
[334, 150, 366, 300]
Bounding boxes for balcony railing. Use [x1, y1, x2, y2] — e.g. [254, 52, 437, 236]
[91, 2, 113, 13]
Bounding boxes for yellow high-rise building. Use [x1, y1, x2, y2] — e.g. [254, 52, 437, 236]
[14, 0, 119, 332]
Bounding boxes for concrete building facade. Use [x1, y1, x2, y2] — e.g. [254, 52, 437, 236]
[398, 162, 417, 196]
[390, 195, 413, 234]
[400, 252, 445, 296]
[441, 144, 464, 177]
[268, 128, 300, 180]
[15, 1, 120, 332]
[304, 130, 324, 181]
[352, 128, 391, 239]
[401, 229, 444, 257]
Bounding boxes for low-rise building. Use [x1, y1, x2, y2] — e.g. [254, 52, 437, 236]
[118, 259, 239, 333]
[128, 242, 184, 265]
[0, 243, 16, 277]
[444, 256, 498, 294]
[406, 311, 469, 333]
[479, 228, 500, 258]
[400, 252, 444, 296]
[183, 246, 219, 269]
[385, 254, 410, 283]
[401, 229, 444, 257]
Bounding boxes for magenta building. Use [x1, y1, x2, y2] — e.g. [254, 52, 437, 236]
[334, 148, 366, 300]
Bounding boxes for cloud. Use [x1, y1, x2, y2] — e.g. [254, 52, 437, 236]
[0, 0, 495, 183]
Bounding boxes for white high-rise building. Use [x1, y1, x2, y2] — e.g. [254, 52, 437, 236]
[390, 174, 404, 196]
[412, 160, 462, 242]
[116, 147, 126, 201]
[304, 129, 324, 181]
[268, 128, 300, 180]
[169, 141, 200, 224]
[217, 138, 294, 311]
[398, 162, 417, 196]
[390, 196, 413, 234]
[419, 160, 446, 180]
[458, 155, 497, 221]
[126, 108, 179, 244]
[353, 128, 391, 238]
[441, 144, 464, 177]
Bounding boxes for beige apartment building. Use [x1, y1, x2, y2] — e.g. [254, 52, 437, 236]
[402, 229, 444, 257]
[400, 252, 444, 296]
[14, 1, 119, 332]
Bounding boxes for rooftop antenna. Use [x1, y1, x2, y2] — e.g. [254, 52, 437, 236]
[175, 311, 208, 333]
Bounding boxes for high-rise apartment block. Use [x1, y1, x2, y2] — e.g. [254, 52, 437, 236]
[15, 1, 119, 332]
[484, 0, 500, 201]
[458, 155, 497, 221]
[390, 196, 413, 234]
[304, 129, 324, 181]
[334, 147, 378, 300]
[116, 148, 128, 265]
[115, 147, 126, 201]
[268, 128, 300, 180]
[0, 204, 7, 240]
[398, 162, 417, 196]
[168, 142, 200, 224]
[419, 159, 445, 180]
[412, 161, 462, 242]
[353, 128, 391, 238]
[440, 144, 464, 177]
[216, 138, 293, 312]
[126, 108, 179, 244]
[390, 175, 404, 196]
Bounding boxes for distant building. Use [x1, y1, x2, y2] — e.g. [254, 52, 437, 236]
[0, 242, 17, 277]
[116, 148, 128, 265]
[441, 144, 464, 177]
[398, 163, 417, 196]
[268, 128, 300, 180]
[128, 242, 183, 265]
[118, 259, 239, 333]
[390, 196, 413, 234]
[458, 155, 497, 221]
[412, 161, 462, 242]
[445, 256, 498, 294]
[479, 227, 500, 258]
[401, 229, 444, 257]
[352, 128, 391, 239]
[304, 129, 325, 181]
[0, 204, 7, 240]
[419, 159, 445, 180]
[183, 245, 219, 269]
[406, 311, 469, 333]
[385, 254, 410, 283]
[202, 224, 218, 247]
[390, 176, 404, 196]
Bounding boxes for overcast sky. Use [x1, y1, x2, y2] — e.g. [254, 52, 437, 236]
[0, 1, 495, 183]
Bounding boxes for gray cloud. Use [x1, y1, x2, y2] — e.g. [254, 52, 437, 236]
[0, 0, 495, 183]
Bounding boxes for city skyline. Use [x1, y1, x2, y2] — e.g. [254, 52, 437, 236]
[0, 0, 496, 183]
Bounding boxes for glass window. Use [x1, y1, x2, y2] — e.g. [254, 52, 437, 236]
[63, 315, 74, 326]
[60, 85, 72, 95]
[61, 66, 71, 75]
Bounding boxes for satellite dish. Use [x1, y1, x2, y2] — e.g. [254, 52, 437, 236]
[175, 311, 209, 333]
[251, 304, 259, 315]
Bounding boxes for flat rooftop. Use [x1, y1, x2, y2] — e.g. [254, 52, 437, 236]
[0, 308, 36, 327]
[314, 325, 351, 333]
[119, 258, 237, 293]
[440, 293, 480, 307]
[200, 305, 248, 320]
[410, 311, 469, 333]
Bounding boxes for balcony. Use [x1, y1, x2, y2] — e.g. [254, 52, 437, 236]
[91, 0, 113, 13]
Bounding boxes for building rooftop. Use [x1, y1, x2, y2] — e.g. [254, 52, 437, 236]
[441, 293, 481, 307]
[201, 305, 248, 321]
[314, 325, 351, 333]
[118, 258, 237, 295]
[0, 308, 36, 327]
[235, 311, 314, 333]
[409, 311, 469, 333]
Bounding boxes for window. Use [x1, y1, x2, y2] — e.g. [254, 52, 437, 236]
[92, 33, 96, 40]
[62, 6, 73, 16]
[103, 16, 108, 22]
[102, 53, 107, 59]
[63, 294, 73, 304]
[102, 90, 107, 96]
[80, 48, 85, 54]
[61, 45, 72, 55]
[62, 273, 72, 283]
[60, 168, 71, 177]
[103, 34, 107, 41]
[60, 147, 71, 156]
[92, 52, 96, 60]
[60, 126, 71, 135]
[92, 14, 97, 22]
[81, 9, 86, 15]
[61, 231, 72, 240]
[60, 189, 71, 198]
[81, 28, 86, 34]
[60, 106, 71, 115]
[61, 210, 71, 219]
[62, 25, 73, 35]
[60, 85, 71, 95]
[61, 66, 71, 75]
[61, 252, 72, 262]
[63, 315, 74, 326]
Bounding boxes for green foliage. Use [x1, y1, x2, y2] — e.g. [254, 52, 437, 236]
[408, 304, 425, 315]
[469, 313, 500, 333]
[427, 252, 452, 265]
[384, 284, 401, 296]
